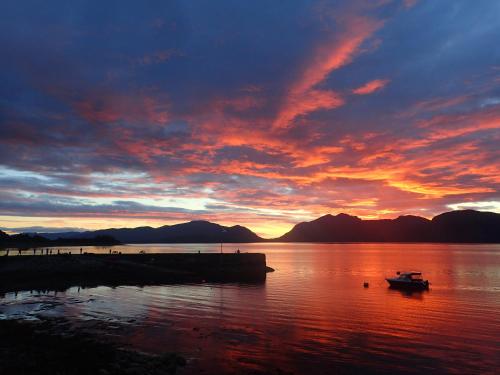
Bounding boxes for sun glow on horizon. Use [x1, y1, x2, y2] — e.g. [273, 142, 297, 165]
[2, 201, 499, 239]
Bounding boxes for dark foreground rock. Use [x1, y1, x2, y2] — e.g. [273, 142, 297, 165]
[0, 253, 272, 293]
[0, 319, 186, 375]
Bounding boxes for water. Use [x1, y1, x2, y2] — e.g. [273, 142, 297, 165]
[1, 243, 500, 374]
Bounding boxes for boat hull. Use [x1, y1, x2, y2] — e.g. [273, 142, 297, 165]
[386, 279, 429, 290]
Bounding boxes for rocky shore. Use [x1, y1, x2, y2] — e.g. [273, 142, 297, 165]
[0, 253, 274, 293]
[0, 318, 186, 375]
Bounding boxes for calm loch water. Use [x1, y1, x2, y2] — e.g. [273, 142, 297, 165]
[1, 243, 500, 374]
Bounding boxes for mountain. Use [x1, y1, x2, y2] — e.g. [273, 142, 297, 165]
[278, 210, 500, 243]
[431, 210, 500, 243]
[17, 210, 500, 244]
[36, 220, 263, 244]
[279, 213, 364, 242]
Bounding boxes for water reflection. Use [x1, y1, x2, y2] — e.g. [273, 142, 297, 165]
[387, 287, 428, 299]
[1, 243, 500, 374]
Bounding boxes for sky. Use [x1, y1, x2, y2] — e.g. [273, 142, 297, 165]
[0, 0, 499, 238]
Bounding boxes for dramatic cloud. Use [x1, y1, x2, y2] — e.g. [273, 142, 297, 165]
[0, 0, 499, 237]
[273, 8, 383, 128]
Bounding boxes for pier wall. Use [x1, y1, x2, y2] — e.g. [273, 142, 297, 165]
[0, 253, 271, 293]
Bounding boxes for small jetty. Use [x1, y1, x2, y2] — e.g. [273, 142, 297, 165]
[0, 253, 274, 293]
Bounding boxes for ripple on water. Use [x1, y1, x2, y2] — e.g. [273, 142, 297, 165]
[1, 243, 500, 374]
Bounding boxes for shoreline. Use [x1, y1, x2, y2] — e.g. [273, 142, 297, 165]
[2, 240, 499, 251]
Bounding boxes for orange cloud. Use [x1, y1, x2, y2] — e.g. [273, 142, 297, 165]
[419, 108, 500, 141]
[352, 78, 389, 95]
[274, 90, 344, 129]
[274, 15, 383, 128]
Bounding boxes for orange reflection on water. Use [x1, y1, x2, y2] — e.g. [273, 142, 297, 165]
[105, 243, 499, 374]
[2, 243, 499, 374]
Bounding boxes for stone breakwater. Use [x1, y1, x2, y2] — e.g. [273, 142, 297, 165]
[0, 253, 274, 293]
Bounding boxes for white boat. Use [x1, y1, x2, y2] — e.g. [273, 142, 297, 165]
[386, 272, 429, 290]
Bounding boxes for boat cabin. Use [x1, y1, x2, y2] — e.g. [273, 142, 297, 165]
[397, 272, 423, 281]
[387, 271, 429, 289]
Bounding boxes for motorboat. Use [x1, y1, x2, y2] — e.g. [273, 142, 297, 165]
[386, 271, 429, 290]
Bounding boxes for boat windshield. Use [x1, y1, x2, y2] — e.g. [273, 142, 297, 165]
[410, 274, 423, 280]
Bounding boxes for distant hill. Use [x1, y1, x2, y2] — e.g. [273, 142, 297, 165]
[0, 230, 9, 241]
[278, 210, 500, 243]
[36, 220, 263, 244]
[0, 230, 120, 248]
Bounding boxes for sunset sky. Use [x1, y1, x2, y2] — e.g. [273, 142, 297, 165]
[1, 0, 499, 237]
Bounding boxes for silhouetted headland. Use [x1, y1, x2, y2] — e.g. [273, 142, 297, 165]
[0, 231, 120, 248]
[277, 210, 500, 243]
[0, 253, 273, 293]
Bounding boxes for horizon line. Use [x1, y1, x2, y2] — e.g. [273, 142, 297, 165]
[2, 208, 497, 239]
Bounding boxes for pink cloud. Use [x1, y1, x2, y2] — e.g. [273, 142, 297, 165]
[352, 78, 389, 95]
[273, 14, 383, 129]
[274, 90, 344, 129]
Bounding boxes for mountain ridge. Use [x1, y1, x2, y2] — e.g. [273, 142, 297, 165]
[12, 210, 500, 244]
[33, 220, 262, 244]
[278, 210, 500, 243]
